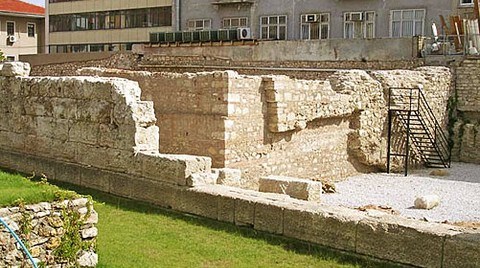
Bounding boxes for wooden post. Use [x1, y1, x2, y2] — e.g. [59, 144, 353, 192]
[475, 0, 480, 20]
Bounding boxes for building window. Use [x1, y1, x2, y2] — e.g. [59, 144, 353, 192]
[49, 7, 172, 32]
[6, 56, 15, 62]
[344, 11, 375, 39]
[301, 13, 329, 40]
[27, 23, 35, 37]
[222, 17, 248, 29]
[7, 21, 15, 35]
[460, 0, 473, 6]
[390, 9, 425, 37]
[260, 15, 287, 40]
[71, 44, 87, 53]
[89, 44, 105, 52]
[187, 19, 211, 31]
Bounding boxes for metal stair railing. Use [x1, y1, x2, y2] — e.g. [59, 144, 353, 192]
[387, 87, 451, 175]
[416, 89, 451, 167]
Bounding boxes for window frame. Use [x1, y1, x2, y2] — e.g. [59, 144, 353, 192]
[49, 7, 172, 32]
[343, 11, 375, 39]
[259, 15, 288, 40]
[460, 0, 473, 6]
[300, 13, 330, 40]
[222, 17, 249, 29]
[6, 21, 15, 36]
[27, 22, 36, 37]
[187, 19, 212, 31]
[389, 9, 426, 38]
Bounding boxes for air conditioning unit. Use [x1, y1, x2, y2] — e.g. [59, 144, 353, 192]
[349, 12, 364, 21]
[238, 27, 251, 40]
[305, 14, 319, 23]
[8, 35, 17, 43]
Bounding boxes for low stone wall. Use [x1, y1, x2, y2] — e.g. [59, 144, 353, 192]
[0, 198, 97, 267]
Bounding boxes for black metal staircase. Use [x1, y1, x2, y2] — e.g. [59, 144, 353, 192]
[387, 87, 451, 175]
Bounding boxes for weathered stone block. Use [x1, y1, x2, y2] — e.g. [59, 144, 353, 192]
[186, 172, 217, 187]
[69, 122, 99, 145]
[132, 101, 156, 127]
[139, 152, 211, 186]
[259, 175, 322, 202]
[217, 195, 235, 223]
[25, 135, 76, 160]
[76, 100, 112, 123]
[52, 161, 81, 185]
[254, 202, 284, 235]
[0, 131, 25, 151]
[80, 168, 110, 192]
[356, 215, 454, 267]
[1, 62, 30, 77]
[443, 232, 480, 268]
[283, 205, 360, 252]
[51, 98, 77, 120]
[135, 125, 159, 151]
[234, 198, 256, 227]
[172, 188, 218, 219]
[215, 168, 242, 187]
[106, 171, 134, 198]
[131, 178, 178, 208]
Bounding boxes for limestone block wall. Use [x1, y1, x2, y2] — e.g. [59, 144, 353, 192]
[0, 64, 211, 191]
[0, 198, 97, 267]
[77, 68, 230, 167]
[371, 67, 453, 128]
[452, 59, 480, 163]
[78, 67, 452, 185]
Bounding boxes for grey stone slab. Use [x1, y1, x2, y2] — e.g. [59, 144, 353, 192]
[356, 216, 454, 267]
[443, 232, 480, 268]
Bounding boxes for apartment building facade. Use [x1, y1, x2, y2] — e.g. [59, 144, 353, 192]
[47, 0, 176, 53]
[46, 0, 474, 53]
[0, 0, 45, 61]
[181, 0, 472, 40]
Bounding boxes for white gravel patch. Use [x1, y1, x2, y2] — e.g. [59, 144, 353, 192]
[322, 162, 480, 223]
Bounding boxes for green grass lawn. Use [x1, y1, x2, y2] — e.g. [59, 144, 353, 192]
[0, 170, 397, 268]
[0, 171, 77, 206]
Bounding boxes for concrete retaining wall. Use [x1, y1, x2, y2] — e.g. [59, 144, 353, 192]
[139, 38, 420, 62]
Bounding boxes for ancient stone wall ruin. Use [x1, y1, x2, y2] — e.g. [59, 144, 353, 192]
[452, 58, 480, 163]
[78, 66, 453, 185]
[1, 62, 478, 268]
[0, 63, 211, 192]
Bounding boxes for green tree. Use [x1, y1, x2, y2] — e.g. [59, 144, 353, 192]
[0, 49, 4, 62]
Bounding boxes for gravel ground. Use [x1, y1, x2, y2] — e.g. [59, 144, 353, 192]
[321, 162, 480, 223]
